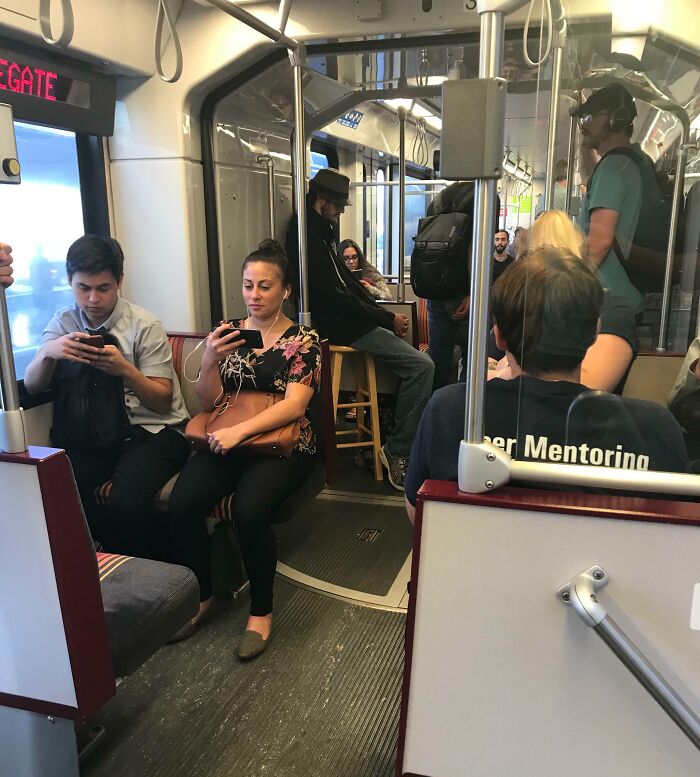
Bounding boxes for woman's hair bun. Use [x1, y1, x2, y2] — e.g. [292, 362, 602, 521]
[258, 238, 285, 255]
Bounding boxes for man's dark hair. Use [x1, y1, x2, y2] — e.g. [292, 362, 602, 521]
[554, 159, 568, 182]
[242, 239, 292, 286]
[495, 228, 509, 239]
[491, 247, 603, 375]
[66, 235, 124, 282]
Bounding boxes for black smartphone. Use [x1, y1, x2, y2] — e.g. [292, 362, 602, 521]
[219, 327, 264, 349]
[83, 334, 105, 348]
[351, 269, 364, 280]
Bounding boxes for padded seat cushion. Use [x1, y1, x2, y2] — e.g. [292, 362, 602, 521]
[98, 552, 199, 677]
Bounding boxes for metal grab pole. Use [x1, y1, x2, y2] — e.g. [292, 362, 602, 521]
[291, 49, 311, 327]
[0, 289, 19, 413]
[277, 0, 293, 34]
[397, 107, 407, 302]
[203, 0, 297, 48]
[501, 176, 510, 229]
[565, 113, 577, 214]
[257, 154, 276, 238]
[464, 10, 503, 445]
[560, 567, 700, 752]
[596, 616, 700, 750]
[657, 140, 688, 351]
[543, 20, 566, 210]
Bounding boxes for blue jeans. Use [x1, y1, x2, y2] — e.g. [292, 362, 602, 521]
[351, 327, 434, 458]
[427, 297, 469, 390]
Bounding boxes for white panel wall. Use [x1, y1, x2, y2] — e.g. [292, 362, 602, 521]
[111, 157, 210, 331]
[403, 498, 700, 776]
[0, 463, 76, 707]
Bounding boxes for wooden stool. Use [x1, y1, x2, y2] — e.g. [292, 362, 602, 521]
[329, 345, 383, 481]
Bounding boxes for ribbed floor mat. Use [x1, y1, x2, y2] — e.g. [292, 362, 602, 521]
[275, 496, 412, 595]
[84, 581, 405, 777]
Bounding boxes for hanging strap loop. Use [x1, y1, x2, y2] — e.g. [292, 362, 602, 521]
[39, 0, 75, 47]
[155, 0, 184, 84]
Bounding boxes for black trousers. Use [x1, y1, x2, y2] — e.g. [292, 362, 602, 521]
[168, 451, 314, 615]
[67, 426, 190, 559]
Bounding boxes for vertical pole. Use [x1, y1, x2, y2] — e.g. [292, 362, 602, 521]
[277, 0, 293, 34]
[464, 10, 504, 445]
[501, 176, 510, 229]
[290, 46, 311, 327]
[398, 107, 407, 302]
[0, 289, 19, 413]
[257, 155, 276, 238]
[565, 113, 577, 214]
[544, 41, 564, 210]
[657, 141, 688, 351]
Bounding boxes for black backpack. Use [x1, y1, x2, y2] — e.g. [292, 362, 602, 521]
[51, 331, 130, 452]
[410, 181, 475, 300]
[588, 146, 678, 294]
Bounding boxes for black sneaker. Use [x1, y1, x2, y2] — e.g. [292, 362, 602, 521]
[380, 445, 408, 491]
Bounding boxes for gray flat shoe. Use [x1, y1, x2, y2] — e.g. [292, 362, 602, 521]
[168, 599, 220, 644]
[237, 629, 270, 660]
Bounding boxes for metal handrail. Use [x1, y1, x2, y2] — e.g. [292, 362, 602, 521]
[256, 154, 276, 238]
[397, 107, 407, 303]
[559, 566, 700, 751]
[200, 0, 311, 326]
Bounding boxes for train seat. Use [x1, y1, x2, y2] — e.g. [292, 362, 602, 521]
[97, 551, 199, 679]
[622, 352, 685, 405]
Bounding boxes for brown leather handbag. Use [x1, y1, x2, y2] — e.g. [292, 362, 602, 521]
[185, 391, 300, 457]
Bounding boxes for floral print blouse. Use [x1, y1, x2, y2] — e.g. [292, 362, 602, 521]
[219, 322, 321, 455]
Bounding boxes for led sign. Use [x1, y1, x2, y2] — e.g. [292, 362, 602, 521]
[0, 56, 90, 108]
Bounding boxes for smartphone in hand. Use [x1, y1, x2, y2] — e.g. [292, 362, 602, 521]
[219, 327, 264, 349]
[83, 334, 105, 348]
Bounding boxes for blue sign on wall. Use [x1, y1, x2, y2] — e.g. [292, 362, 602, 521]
[337, 110, 364, 129]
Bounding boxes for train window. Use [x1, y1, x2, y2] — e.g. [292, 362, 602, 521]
[0, 122, 83, 379]
[309, 150, 330, 178]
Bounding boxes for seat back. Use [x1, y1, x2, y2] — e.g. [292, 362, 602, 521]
[622, 352, 685, 405]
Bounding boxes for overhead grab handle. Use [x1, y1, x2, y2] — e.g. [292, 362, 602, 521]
[256, 154, 276, 238]
[39, 0, 75, 48]
[155, 0, 184, 83]
[558, 566, 700, 751]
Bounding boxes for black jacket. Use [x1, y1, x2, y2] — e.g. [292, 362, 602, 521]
[286, 208, 394, 345]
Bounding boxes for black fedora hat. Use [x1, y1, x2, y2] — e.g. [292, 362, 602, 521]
[309, 168, 352, 207]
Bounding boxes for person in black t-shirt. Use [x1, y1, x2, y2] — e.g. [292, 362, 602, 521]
[493, 228, 516, 281]
[405, 247, 689, 517]
[487, 210, 638, 394]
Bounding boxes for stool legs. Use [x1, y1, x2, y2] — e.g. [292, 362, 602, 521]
[365, 354, 383, 481]
[331, 350, 343, 419]
[328, 346, 383, 482]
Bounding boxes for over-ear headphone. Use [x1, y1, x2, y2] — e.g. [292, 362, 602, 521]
[608, 89, 632, 133]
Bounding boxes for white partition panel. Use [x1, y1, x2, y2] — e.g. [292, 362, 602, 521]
[0, 463, 75, 708]
[400, 485, 700, 777]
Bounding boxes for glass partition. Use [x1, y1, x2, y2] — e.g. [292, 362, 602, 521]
[0, 122, 83, 379]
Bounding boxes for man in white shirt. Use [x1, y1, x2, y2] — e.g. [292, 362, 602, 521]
[24, 235, 190, 556]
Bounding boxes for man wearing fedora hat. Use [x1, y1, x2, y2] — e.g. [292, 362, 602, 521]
[286, 167, 434, 490]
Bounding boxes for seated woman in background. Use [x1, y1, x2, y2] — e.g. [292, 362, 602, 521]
[339, 239, 393, 301]
[488, 210, 637, 394]
[168, 240, 321, 659]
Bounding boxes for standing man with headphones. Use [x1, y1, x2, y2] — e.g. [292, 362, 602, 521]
[574, 83, 654, 315]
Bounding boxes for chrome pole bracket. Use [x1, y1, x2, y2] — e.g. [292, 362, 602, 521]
[557, 565, 609, 626]
[458, 441, 511, 493]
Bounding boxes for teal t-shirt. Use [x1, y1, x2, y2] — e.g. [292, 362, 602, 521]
[579, 146, 644, 312]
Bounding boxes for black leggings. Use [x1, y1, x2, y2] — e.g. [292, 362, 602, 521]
[168, 451, 314, 615]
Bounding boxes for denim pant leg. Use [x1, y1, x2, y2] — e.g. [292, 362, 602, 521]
[351, 327, 434, 458]
[426, 299, 458, 391]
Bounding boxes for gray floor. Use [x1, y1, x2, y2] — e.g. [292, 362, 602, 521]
[276, 494, 413, 596]
[83, 581, 405, 777]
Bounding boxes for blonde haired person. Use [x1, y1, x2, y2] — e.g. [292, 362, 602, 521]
[488, 209, 637, 393]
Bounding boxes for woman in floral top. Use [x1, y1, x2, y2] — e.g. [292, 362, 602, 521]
[168, 240, 321, 658]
